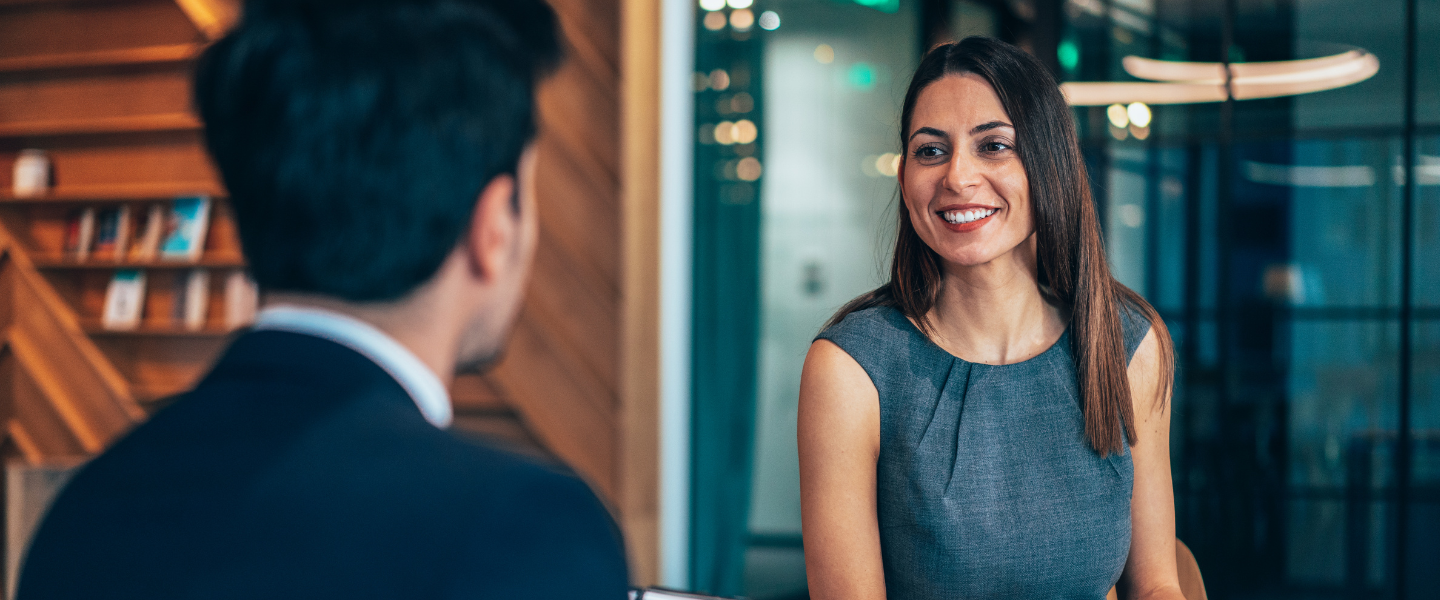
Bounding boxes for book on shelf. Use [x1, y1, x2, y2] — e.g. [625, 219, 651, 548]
[90, 206, 131, 262]
[63, 207, 95, 261]
[224, 271, 259, 329]
[172, 269, 209, 331]
[101, 270, 147, 331]
[128, 204, 165, 262]
[159, 195, 211, 262]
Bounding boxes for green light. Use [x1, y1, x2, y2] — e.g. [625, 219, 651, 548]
[848, 62, 877, 89]
[852, 0, 900, 14]
[1058, 40, 1079, 71]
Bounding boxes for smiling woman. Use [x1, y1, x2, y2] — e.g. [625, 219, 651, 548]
[798, 37, 1181, 600]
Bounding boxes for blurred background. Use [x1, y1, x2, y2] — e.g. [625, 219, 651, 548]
[686, 0, 1438, 598]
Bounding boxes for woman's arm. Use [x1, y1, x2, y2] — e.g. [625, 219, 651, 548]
[798, 339, 886, 600]
[1118, 330, 1186, 600]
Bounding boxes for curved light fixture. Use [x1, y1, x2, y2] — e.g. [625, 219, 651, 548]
[1060, 49, 1379, 106]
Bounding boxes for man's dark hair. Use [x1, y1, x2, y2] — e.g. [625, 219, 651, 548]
[195, 0, 562, 301]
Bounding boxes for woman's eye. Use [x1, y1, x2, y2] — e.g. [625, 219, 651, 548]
[981, 141, 1012, 153]
[913, 146, 945, 159]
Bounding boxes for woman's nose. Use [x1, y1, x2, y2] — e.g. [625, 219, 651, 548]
[943, 153, 983, 193]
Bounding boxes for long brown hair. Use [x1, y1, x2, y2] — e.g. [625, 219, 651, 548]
[828, 37, 1174, 457]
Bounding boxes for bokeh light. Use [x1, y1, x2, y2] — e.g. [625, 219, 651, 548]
[861, 153, 902, 177]
[734, 119, 758, 144]
[758, 11, 780, 30]
[1126, 102, 1152, 128]
[1106, 103, 1129, 128]
[703, 10, 727, 30]
[730, 92, 754, 113]
[1057, 39, 1079, 71]
[736, 157, 763, 181]
[709, 69, 730, 91]
[813, 44, 835, 64]
[729, 8, 754, 30]
[847, 62, 877, 90]
[714, 121, 736, 145]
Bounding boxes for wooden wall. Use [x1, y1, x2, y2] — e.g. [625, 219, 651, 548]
[0, 0, 664, 585]
[460, 0, 664, 581]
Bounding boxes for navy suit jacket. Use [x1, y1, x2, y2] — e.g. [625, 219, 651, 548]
[17, 331, 629, 599]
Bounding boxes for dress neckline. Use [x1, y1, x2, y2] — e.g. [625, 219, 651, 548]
[889, 306, 1070, 368]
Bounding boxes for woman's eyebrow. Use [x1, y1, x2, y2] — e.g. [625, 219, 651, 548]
[908, 126, 948, 142]
[970, 120, 1013, 135]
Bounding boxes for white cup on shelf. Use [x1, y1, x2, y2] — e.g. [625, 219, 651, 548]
[12, 149, 52, 198]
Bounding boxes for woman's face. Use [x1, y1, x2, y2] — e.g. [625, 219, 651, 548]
[901, 73, 1032, 269]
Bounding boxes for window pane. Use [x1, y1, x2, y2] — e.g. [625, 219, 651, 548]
[747, 2, 917, 595]
[1420, 0, 1440, 126]
[1407, 320, 1440, 595]
[1293, 0, 1408, 131]
[1288, 321, 1401, 489]
[1414, 320, 1440, 488]
[1286, 320, 1400, 590]
[1415, 135, 1440, 308]
[1233, 136, 1406, 309]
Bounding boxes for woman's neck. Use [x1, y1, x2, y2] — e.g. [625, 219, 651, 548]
[924, 240, 1067, 365]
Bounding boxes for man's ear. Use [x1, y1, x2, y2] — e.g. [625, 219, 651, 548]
[466, 172, 519, 283]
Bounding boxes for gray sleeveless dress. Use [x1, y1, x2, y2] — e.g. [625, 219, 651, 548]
[816, 305, 1150, 599]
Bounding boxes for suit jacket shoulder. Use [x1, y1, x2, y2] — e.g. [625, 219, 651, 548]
[18, 331, 629, 600]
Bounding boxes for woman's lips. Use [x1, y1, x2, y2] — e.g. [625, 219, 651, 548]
[936, 205, 998, 232]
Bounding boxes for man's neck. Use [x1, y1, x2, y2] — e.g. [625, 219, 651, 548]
[261, 292, 459, 387]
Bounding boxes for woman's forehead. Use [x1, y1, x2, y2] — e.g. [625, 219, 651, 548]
[910, 73, 1012, 136]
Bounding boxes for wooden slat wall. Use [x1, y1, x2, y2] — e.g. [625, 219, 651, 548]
[455, 0, 664, 582]
[469, 0, 625, 502]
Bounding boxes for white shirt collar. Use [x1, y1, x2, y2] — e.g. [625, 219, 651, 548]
[252, 305, 453, 429]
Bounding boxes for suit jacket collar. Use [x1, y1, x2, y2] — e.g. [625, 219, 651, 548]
[251, 306, 452, 428]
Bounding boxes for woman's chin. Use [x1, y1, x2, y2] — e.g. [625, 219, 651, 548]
[938, 251, 1000, 269]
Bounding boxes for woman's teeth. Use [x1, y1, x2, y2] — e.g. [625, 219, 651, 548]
[941, 208, 997, 224]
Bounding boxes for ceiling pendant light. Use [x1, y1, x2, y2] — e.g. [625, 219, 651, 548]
[1060, 49, 1379, 106]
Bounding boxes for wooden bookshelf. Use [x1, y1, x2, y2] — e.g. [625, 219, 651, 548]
[0, 0, 120, 6]
[0, 183, 226, 203]
[31, 255, 247, 269]
[82, 322, 237, 338]
[0, 0, 249, 466]
[0, 113, 201, 138]
[0, 43, 202, 73]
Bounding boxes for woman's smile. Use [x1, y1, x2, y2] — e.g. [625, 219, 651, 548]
[936, 203, 1000, 232]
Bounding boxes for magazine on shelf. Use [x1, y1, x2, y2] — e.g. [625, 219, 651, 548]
[101, 270, 147, 331]
[172, 269, 210, 331]
[159, 196, 212, 262]
[90, 206, 131, 262]
[63, 207, 95, 261]
[223, 272, 259, 329]
[129, 204, 165, 262]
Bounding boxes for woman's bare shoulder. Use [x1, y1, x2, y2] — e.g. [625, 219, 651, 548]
[803, 339, 875, 395]
[800, 340, 880, 447]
